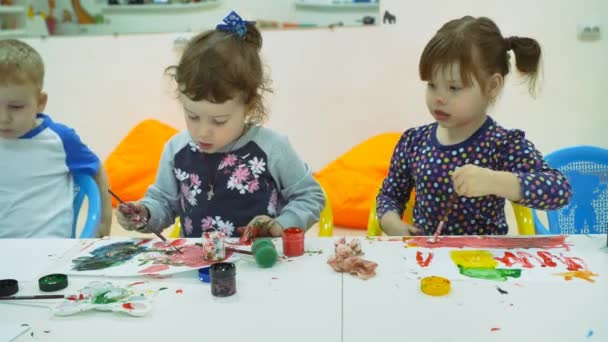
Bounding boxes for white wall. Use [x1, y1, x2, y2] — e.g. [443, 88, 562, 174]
[22, 0, 607, 172]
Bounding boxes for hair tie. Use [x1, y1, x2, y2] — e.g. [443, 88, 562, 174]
[216, 11, 249, 38]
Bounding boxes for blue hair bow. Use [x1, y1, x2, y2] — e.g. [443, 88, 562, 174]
[216, 11, 249, 38]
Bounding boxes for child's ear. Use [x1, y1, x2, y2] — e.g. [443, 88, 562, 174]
[37, 92, 48, 112]
[487, 73, 504, 99]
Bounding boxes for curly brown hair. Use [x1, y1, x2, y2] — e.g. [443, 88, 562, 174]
[166, 22, 272, 124]
[419, 16, 541, 97]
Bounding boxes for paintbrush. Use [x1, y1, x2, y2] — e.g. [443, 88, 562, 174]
[428, 193, 459, 244]
[0, 295, 64, 300]
[226, 247, 252, 255]
[108, 189, 183, 254]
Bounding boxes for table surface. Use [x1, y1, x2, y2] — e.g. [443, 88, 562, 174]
[0, 234, 606, 342]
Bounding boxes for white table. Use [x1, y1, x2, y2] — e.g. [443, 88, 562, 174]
[1, 235, 607, 342]
[342, 234, 608, 342]
[0, 238, 341, 342]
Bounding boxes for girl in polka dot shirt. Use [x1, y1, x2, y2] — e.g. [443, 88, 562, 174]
[377, 16, 572, 236]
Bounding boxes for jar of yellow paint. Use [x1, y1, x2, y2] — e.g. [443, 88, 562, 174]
[420, 276, 451, 296]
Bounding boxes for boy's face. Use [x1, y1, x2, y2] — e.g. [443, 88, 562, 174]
[0, 84, 47, 139]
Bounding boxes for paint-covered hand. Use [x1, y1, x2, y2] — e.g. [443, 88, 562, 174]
[116, 202, 150, 231]
[452, 164, 495, 197]
[380, 211, 422, 236]
[247, 215, 283, 237]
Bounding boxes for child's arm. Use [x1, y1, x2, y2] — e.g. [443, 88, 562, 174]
[377, 130, 419, 235]
[453, 130, 572, 210]
[93, 167, 112, 237]
[138, 139, 180, 233]
[267, 135, 325, 232]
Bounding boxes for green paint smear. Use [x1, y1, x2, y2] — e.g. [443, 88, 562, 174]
[158, 287, 168, 291]
[92, 290, 129, 304]
[458, 265, 522, 281]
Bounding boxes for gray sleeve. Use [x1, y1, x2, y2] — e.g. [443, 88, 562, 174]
[139, 134, 186, 234]
[264, 132, 325, 231]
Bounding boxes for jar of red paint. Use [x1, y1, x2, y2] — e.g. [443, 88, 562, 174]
[282, 227, 305, 257]
[210, 262, 236, 297]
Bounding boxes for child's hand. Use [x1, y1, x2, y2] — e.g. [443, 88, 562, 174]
[380, 212, 423, 236]
[247, 215, 283, 237]
[116, 202, 150, 231]
[452, 165, 496, 197]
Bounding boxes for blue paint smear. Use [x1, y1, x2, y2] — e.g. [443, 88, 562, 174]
[587, 330, 594, 338]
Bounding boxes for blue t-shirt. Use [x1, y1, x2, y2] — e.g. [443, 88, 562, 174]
[0, 114, 100, 238]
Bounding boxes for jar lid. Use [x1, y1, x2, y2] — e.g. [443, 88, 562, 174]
[254, 245, 278, 268]
[210, 262, 236, 278]
[39, 274, 68, 292]
[0, 279, 18, 297]
[198, 267, 211, 283]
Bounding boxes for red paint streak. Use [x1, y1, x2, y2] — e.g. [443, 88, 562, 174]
[122, 303, 134, 310]
[495, 251, 535, 268]
[405, 235, 570, 250]
[415, 251, 434, 267]
[128, 281, 145, 287]
[536, 251, 558, 267]
[67, 293, 86, 301]
[490, 328, 501, 332]
[137, 245, 235, 274]
[272, 277, 278, 280]
[139, 264, 170, 274]
[152, 238, 186, 249]
[176, 289, 183, 294]
[136, 239, 153, 246]
[559, 255, 586, 271]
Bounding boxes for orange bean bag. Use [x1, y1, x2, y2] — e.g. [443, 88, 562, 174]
[105, 119, 178, 207]
[314, 133, 402, 229]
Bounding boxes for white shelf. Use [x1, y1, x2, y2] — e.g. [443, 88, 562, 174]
[102, 0, 222, 14]
[0, 29, 25, 37]
[295, 1, 379, 10]
[0, 5, 25, 14]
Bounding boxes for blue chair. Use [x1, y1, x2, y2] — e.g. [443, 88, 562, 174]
[532, 145, 608, 235]
[72, 173, 101, 238]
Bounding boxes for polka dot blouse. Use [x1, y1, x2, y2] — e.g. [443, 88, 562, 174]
[376, 116, 572, 235]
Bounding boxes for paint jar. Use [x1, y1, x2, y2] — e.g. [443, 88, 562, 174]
[282, 227, 305, 257]
[210, 262, 236, 297]
[251, 238, 278, 268]
[201, 231, 225, 261]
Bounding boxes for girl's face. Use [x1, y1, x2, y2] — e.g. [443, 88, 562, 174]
[180, 94, 247, 153]
[425, 63, 491, 131]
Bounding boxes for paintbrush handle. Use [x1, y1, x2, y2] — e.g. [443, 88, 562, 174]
[0, 295, 64, 300]
[226, 247, 252, 255]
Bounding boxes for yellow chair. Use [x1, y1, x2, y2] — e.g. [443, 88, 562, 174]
[367, 188, 534, 236]
[168, 184, 334, 237]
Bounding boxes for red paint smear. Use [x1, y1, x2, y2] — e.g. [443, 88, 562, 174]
[67, 293, 86, 301]
[495, 251, 534, 268]
[559, 255, 586, 271]
[405, 235, 569, 250]
[128, 281, 145, 287]
[122, 303, 134, 310]
[137, 245, 234, 274]
[415, 251, 434, 267]
[137, 239, 153, 246]
[152, 238, 186, 249]
[139, 264, 170, 274]
[272, 277, 278, 280]
[176, 289, 183, 294]
[490, 328, 501, 332]
[536, 251, 558, 267]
